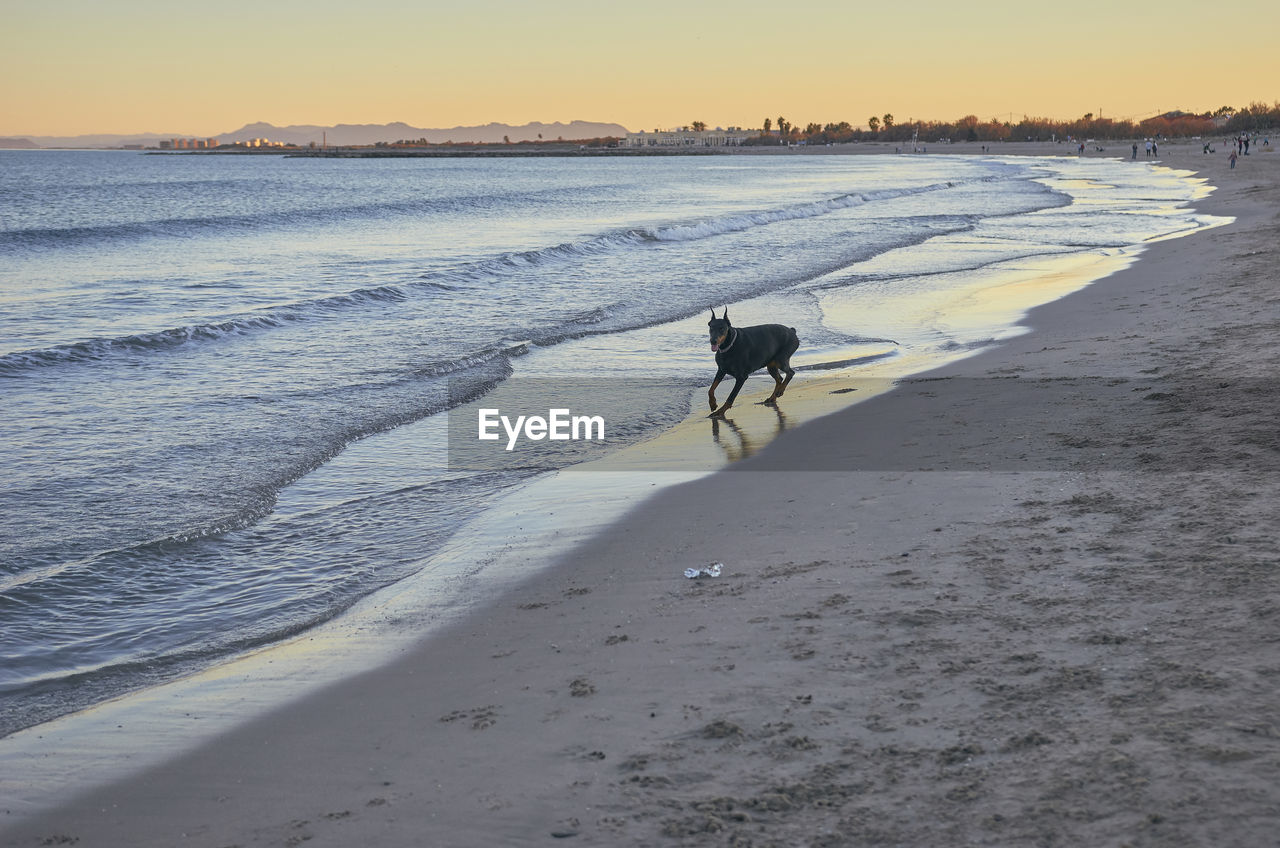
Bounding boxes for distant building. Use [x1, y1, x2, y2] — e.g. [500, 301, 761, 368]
[620, 127, 755, 149]
[156, 138, 220, 151]
[224, 137, 290, 149]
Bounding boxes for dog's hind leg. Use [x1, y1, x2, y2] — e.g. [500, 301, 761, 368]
[776, 362, 796, 398]
[761, 362, 784, 404]
[774, 332, 800, 399]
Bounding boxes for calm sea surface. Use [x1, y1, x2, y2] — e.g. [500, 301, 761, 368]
[0, 149, 1217, 734]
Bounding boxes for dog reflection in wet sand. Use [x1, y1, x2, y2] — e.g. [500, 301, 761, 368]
[710, 404, 789, 463]
[706, 309, 800, 419]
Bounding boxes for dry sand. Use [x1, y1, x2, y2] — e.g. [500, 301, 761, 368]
[3, 145, 1278, 847]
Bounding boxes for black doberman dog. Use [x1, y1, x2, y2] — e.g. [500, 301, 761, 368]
[706, 309, 799, 418]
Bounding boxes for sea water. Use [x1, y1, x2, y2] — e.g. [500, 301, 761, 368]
[0, 149, 1219, 737]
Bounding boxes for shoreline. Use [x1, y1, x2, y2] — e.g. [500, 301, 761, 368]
[3, 151, 1278, 846]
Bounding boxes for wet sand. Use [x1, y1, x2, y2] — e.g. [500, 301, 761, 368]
[3, 145, 1278, 847]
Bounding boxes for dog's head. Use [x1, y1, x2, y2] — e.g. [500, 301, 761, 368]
[708, 309, 732, 352]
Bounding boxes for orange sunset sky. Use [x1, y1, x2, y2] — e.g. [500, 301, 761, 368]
[3, 0, 1276, 138]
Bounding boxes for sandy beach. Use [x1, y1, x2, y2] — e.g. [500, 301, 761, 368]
[3, 144, 1278, 847]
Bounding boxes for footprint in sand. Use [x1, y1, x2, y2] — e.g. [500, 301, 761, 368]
[439, 705, 499, 729]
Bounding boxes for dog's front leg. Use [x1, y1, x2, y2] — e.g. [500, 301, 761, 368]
[707, 368, 726, 412]
[709, 375, 746, 418]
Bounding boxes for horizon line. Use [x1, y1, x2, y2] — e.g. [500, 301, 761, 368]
[11, 102, 1275, 140]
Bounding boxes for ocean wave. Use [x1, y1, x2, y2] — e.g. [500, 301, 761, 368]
[412, 341, 528, 378]
[0, 180, 980, 376]
[0, 316, 289, 372]
[415, 180, 976, 288]
[0, 184, 627, 252]
[638, 181, 963, 244]
[0, 287, 409, 374]
[1, 215, 288, 251]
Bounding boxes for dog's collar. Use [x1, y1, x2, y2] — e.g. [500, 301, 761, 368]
[718, 327, 739, 353]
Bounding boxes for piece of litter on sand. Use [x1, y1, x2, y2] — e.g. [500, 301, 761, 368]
[684, 562, 724, 579]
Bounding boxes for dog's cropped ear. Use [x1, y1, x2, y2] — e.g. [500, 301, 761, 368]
[723, 308, 730, 324]
[709, 308, 716, 321]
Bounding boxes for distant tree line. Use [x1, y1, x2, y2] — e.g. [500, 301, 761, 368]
[383, 102, 1280, 151]
[732, 102, 1278, 145]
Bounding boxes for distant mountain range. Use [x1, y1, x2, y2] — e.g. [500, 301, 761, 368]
[1, 120, 631, 149]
